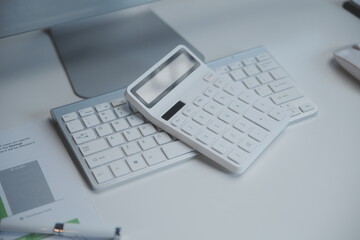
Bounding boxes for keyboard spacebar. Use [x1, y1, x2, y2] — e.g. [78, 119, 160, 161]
[161, 141, 194, 159]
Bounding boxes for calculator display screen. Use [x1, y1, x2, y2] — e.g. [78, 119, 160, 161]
[132, 49, 199, 108]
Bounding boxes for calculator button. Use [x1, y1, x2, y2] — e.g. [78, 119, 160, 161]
[242, 57, 257, 66]
[203, 72, 217, 82]
[196, 129, 217, 145]
[95, 123, 113, 137]
[95, 102, 111, 112]
[109, 160, 130, 178]
[99, 110, 116, 123]
[92, 166, 112, 184]
[203, 102, 222, 115]
[288, 107, 302, 117]
[79, 107, 94, 117]
[255, 85, 272, 97]
[66, 119, 84, 133]
[182, 105, 198, 117]
[213, 92, 231, 105]
[171, 115, 186, 127]
[207, 119, 227, 134]
[228, 61, 243, 70]
[228, 100, 248, 114]
[268, 78, 293, 93]
[243, 65, 260, 76]
[249, 127, 268, 142]
[233, 119, 252, 133]
[126, 154, 147, 172]
[213, 78, 228, 88]
[193, 96, 208, 107]
[230, 69, 246, 81]
[270, 88, 303, 105]
[238, 91, 257, 104]
[111, 118, 130, 132]
[222, 128, 243, 144]
[62, 112, 78, 122]
[203, 86, 219, 97]
[181, 121, 201, 136]
[243, 77, 260, 89]
[214, 66, 230, 73]
[212, 138, 232, 155]
[192, 111, 211, 125]
[268, 108, 287, 121]
[244, 109, 276, 131]
[228, 148, 247, 164]
[257, 72, 274, 84]
[143, 148, 167, 166]
[253, 99, 272, 113]
[299, 103, 315, 113]
[83, 114, 100, 128]
[161, 141, 193, 159]
[270, 68, 287, 79]
[218, 110, 236, 124]
[238, 138, 257, 153]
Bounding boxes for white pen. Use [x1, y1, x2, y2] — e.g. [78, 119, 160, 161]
[0, 220, 121, 240]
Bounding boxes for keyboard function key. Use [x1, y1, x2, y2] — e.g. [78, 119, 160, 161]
[111, 97, 127, 107]
[95, 102, 111, 112]
[79, 107, 94, 117]
[114, 105, 132, 118]
[92, 166, 112, 184]
[62, 112, 78, 122]
[83, 114, 100, 128]
[66, 119, 84, 133]
[213, 78, 228, 88]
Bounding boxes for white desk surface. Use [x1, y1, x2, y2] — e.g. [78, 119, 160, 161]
[1, 0, 360, 239]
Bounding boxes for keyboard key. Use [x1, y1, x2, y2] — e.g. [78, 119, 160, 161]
[196, 129, 217, 145]
[72, 128, 97, 145]
[143, 148, 167, 166]
[111, 97, 126, 107]
[95, 102, 111, 112]
[244, 109, 276, 131]
[270, 68, 287, 79]
[79, 107, 94, 117]
[83, 114, 100, 128]
[269, 78, 293, 93]
[257, 72, 273, 84]
[127, 113, 145, 127]
[99, 110, 116, 123]
[66, 119, 84, 133]
[243, 77, 260, 89]
[109, 160, 130, 178]
[256, 53, 270, 61]
[257, 59, 277, 72]
[92, 166, 112, 184]
[111, 118, 130, 132]
[161, 141, 193, 159]
[85, 147, 124, 168]
[62, 112, 78, 122]
[288, 107, 302, 117]
[228, 148, 247, 164]
[126, 154, 147, 171]
[228, 61, 243, 70]
[107, 133, 125, 147]
[154, 132, 172, 145]
[114, 105, 132, 118]
[243, 65, 260, 76]
[79, 138, 109, 157]
[123, 128, 141, 142]
[95, 123, 113, 137]
[207, 119, 227, 134]
[212, 138, 232, 154]
[299, 103, 315, 113]
[138, 123, 157, 136]
[249, 127, 268, 142]
[230, 69, 247, 81]
[213, 78, 228, 88]
[122, 142, 141, 156]
[242, 57, 256, 65]
[238, 138, 257, 153]
[138, 136, 157, 151]
[270, 88, 303, 105]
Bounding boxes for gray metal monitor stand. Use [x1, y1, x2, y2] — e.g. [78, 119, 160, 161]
[50, 6, 204, 98]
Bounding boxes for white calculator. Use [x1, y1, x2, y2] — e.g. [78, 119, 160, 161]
[126, 45, 289, 173]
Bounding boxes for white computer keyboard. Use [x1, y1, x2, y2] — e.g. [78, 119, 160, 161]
[51, 46, 317, 191]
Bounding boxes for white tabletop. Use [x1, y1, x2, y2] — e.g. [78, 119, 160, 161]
[1, 0, 360, 239]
